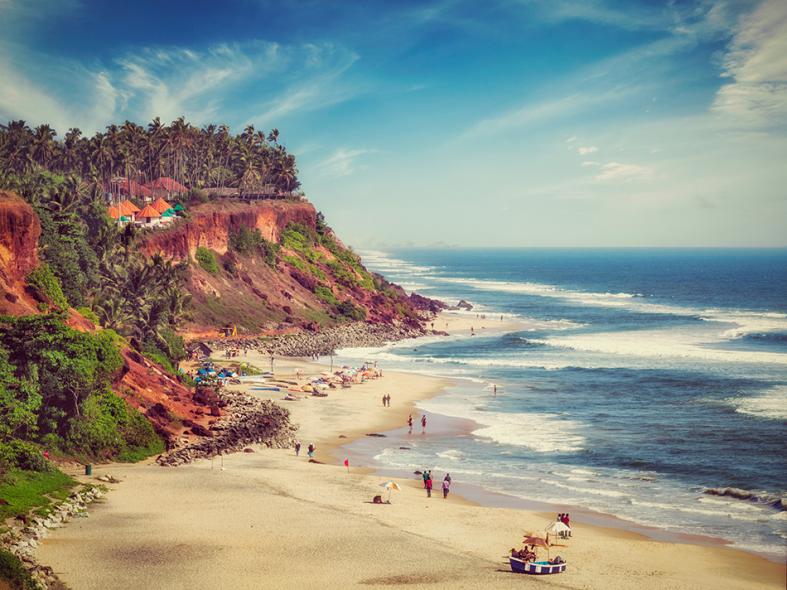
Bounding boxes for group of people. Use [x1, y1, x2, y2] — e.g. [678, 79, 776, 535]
[381, 394, 392, 407]
[407, 414, 428, 434]
[557, 512, 572, 537]
[421, 470, 451, 499]
[294, 441, 316, 459]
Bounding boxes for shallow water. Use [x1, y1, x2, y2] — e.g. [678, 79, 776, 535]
[338, 248, 787, 560]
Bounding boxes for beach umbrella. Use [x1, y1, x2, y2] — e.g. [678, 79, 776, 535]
[523, 535, 550, 559]
[380, 481, 401, 502]
[544, 520, 571, 544]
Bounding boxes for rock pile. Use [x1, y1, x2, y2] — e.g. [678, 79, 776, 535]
[0, 485, 104, 589]
[206, 321, 428, 358]
[156, 391, 296, 466]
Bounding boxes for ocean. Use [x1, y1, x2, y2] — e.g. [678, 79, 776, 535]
[337, 248, 787, 560]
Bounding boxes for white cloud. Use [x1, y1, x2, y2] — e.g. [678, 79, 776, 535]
[0, 39, 362, 134]
[594, 161, 653, 181]
[578, 145, 598, 155]
[565, 135, 577, 143]
[581, 160, 600, 167]
[312, 148, 375, 178]
[712, 0, 787, 127]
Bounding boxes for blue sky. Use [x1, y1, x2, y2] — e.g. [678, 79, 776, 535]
[1, 0, 786, 247]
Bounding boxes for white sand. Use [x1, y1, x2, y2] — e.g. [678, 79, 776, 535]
[37, 319, 786, 589]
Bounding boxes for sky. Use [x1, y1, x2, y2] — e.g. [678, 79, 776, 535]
[1, 0, 786, 248]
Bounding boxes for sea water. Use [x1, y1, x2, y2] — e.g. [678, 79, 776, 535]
[337, 248, 787, 560]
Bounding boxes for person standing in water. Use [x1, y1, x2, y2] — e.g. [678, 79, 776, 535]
[408, 415, 413, 433]
[421, 414, 427, 433]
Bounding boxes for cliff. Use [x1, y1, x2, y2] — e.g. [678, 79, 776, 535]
[0, 190, 209, 444]
[0, 190, 41, 315]
[140, 199, 440, 338]
[142, 200, 317, 259]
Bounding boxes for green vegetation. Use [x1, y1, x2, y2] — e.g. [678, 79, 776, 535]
[314, 285, 338, 305]
[76, 306, 100, 325]
[336, 300, 367, 321]
[0, 313, 163, 461]
[25, 263, 68, 310]
[195, 247, 219, 275]
[0, 469, 75, 521]
[229, 226, 278, 266]
[0, 548, 38, 590]
[0, 118, 300, 197]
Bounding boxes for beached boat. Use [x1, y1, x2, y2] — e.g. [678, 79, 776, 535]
[509, 557, 566, 575]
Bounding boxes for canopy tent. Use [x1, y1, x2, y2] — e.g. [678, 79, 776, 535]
[544, 520, 571, 544]
[173, 203, 185, 212]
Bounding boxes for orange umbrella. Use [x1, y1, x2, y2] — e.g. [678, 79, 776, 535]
[523, 535, 550, 559]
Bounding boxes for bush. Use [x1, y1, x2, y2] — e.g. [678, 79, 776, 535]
[229, 226, 264, 255]
[26, 263, 68, 309]
[314, 285, 338, 305]
[0, 440, 51, 472]
[195, 247, 219, 274]
[0, 548, 38, 590]
[188, 188, 209, 204]
[76, 306, 100, 325]
[336, 300, 367, 321]
[66, 390, 162, 460]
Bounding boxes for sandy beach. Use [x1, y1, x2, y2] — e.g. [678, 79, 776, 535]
[36, 314, 786, 590]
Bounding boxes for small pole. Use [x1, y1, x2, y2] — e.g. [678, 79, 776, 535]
[330, 355, 334, 373]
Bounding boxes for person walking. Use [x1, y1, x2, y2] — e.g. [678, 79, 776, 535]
[425, 475, 433, 498]
[382, 394, 387, 407]
[307, 443, 315, 459]
[408, 414, 413, 433]
[421, 414, 427, 433]
[442, 475, 451, 499]
[294, 440, 301, 456]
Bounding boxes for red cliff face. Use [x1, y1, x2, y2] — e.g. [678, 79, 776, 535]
[0, 190, 41, 315]
[142, 200, 317, 259]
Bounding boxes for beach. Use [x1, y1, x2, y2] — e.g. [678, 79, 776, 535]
[36, 314, 786, 589]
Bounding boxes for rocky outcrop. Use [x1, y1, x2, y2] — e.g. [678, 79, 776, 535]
[0, 190, 41, 315]
[156, 392, 296, 466]
[142, 200, 317, 259]
[206, 321, 430, 357]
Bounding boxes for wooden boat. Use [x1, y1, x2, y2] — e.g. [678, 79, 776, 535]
[509, 557, 566, 575]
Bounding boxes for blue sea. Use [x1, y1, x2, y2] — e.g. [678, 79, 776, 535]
[338, 248, 787, 560]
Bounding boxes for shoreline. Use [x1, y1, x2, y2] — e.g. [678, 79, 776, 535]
[34, 312, 786, 589]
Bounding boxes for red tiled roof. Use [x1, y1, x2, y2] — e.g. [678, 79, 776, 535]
[113, 178, 152, 198]
[137, 205, 161, 218]
[151, 197, 172, 214]
[120, 199, 140, 213]
[147, 177, 187, 193]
